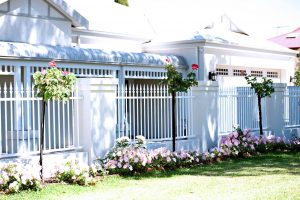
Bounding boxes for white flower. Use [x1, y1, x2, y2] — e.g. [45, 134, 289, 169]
[136, 135, 146, 145]
[116, 151, 122, 157]
[129, 165, 133, 171]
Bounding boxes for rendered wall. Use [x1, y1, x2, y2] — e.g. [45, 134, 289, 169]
[0, 0, 72, 46]
[144, 42, 296, 85]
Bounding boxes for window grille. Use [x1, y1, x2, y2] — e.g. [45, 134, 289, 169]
[233, 69, 246, 76]
[267, 71, 279, 78]
[216, 68, 228, 76]
[251, 70, 263, 77]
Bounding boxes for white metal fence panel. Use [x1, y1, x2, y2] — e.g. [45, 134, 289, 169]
[116, 84, 194, 142]
[0, 83, 81, 158]
[284, 86, 300, 127]
[219, 86, 268, 135]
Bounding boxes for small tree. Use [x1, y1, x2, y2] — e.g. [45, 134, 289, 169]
[161, 59, 198, 151]
[294, 67, 300, 86]
[33, 61, 76, 181]
[115, 0, 128, 6]
[245, 75, 274, 136]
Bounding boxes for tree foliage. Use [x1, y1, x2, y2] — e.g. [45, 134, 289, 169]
[33, 64, 76, 102]
[115, 0, 129, 6]
[161, 62, 198, 93]
[161, 60, 198, 151]
[245, 76, 274, 98]
[33, 61, 76, 181]
[245, 75, 274, 135]
[294, 67, 300, 86]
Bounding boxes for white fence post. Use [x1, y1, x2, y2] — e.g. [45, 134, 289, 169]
[191, 81, 219, 152]
[266, 83, 286, 137]
[77, 78, 118, 163]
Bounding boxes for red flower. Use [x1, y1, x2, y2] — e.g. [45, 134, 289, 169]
[165, 58, 171, 63]
[192, 64, 199, 70]
[48, 60, 57, 67]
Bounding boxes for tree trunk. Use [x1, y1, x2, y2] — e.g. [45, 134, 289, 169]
[172, 91, 176, 152]
[257, 95, 263, 136]
[39, 100, 46, 182]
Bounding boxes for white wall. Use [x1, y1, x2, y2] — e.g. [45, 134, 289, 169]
[0, 0, 72, 46]
[144, 41, 296, 85]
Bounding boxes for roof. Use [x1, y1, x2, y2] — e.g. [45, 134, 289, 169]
[149, 28, 297, 55]
[0, 42, 186, 67]
[204, 14, 249, 36]
[64, 1, 154, 39]
[269, 27, 300, 49]
[46, 0, 89, 29]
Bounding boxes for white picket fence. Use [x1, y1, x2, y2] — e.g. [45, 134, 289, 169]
[116, 84, 194, 141]
[0, 83, 82, 157]
[218, 86, 268, 135]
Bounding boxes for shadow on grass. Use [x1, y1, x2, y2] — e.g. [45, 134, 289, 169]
[122, 151, 300, 180]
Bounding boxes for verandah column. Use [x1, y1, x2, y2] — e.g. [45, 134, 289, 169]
[191, 81, 219, 152]
[77, 78, 118, 163]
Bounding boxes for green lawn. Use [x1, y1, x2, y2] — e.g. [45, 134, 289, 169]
[1, 152, 300, 200]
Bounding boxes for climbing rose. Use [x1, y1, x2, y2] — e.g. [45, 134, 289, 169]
[192, 64, 199, 70]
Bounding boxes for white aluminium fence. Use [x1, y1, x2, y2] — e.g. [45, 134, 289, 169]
[0, 83, 82, 158]
[284, 86, 300, 127]
[116, 84, 194, 142]
[218, 86, 268, 135]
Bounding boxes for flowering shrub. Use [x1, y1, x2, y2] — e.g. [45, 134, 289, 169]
[103, 135, 151, 175]
[150, 147, 177, 170]
[256, 135, 287, 152]
[289, 137, 300, 151]
[219, 127, 258, 157]
[102, 135, 206, 174]
[54, 160, 95, 186]
[0, 162, 41, 194]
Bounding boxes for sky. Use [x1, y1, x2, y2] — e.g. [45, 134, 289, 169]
[65, 0, 300, 39]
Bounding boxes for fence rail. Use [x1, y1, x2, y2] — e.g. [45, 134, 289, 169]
[116, 84, 194, 142]
[0, 83, 82, 158]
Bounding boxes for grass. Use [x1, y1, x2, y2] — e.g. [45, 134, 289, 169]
[1, 151, 300, 200]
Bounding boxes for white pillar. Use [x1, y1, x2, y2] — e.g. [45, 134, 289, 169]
[266, 83, 286, 137]
[77, 78, 118, 163]
[191, 81, 219, 152]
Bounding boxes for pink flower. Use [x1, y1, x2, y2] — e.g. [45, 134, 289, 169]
[41, 69, 47, 75]
[233, 132, 239, 138]
[62, 71, 70, 76]
[134, 157, 139, 163]
[117, 162, 122, 168]
[165, 58, 171, 63]
[48, 60, 56, 67]
[191, 64, 199, 70]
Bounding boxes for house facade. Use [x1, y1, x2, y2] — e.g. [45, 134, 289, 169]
[0, 0, 299, 167]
